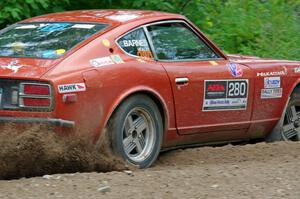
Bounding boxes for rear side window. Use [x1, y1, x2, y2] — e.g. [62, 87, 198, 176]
[0, 22, 108, 59]
[117, 28, 153, 59]
[146, 22, 220, 60]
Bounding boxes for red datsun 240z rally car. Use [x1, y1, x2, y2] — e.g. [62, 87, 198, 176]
[0, 10, 299, 168]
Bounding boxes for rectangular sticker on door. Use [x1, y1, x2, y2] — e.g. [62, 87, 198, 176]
[203, 79, 248, 111]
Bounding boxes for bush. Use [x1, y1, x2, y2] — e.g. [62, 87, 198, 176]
[0, 0, 299, 60]
[201, 0, 300, 60]
[0, 0, 69, 28]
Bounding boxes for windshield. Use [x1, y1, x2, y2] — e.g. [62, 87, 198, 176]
[0, 22, 108, 59]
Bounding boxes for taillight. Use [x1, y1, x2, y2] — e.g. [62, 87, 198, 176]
[22, 98, 51, 107]
[19, 83, 52, 110]
[23, 84, 50, 95]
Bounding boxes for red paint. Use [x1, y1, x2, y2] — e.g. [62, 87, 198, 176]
[0, 10, 299, 149]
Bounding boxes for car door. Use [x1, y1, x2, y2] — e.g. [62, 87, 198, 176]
[145, 21, 254, 136]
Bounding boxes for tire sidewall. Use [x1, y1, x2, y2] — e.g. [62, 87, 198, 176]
[280, 97, 300, 141]
[110, 95, 163, 168]
[268, 95, 300, 142]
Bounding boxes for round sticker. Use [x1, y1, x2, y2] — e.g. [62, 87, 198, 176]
[102, 39, 110, 47]
[227, 63, 243, 77]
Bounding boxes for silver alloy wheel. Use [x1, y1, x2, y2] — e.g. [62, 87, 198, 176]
[282, 104, 300, 141]
[122, 107, 156, 163]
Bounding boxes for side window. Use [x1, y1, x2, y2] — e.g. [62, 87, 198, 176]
[146, 22, 220, 60]
[117, 28, 153, 59]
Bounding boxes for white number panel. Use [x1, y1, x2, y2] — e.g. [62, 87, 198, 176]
[203, 79, 249, 111]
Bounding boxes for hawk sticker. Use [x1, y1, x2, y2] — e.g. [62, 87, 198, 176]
[58, 83, 86, 93]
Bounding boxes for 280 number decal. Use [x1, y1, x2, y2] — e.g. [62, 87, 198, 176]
[203, 79, 248, 111]
[228, 81, 247, 97]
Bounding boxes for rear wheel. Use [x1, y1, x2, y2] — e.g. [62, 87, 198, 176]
[107, 95, 163, 168]
[267, 94, 300, 141]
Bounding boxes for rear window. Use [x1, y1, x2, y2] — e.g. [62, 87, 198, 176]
[117, 28, 153, 59]
[0, 22, 108, 59]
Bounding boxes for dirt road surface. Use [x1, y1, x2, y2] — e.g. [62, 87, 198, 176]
[0, 141, 300, 199]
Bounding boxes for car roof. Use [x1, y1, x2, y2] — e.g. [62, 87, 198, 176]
[20, 10, 183, 26]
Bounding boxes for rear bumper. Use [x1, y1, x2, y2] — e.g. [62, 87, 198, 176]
[0, 117, 75, 128]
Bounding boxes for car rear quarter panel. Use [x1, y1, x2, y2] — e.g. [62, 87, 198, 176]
[43, 29, 176, 143]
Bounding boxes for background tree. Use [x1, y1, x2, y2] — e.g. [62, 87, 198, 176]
[0, 0, 299, 60]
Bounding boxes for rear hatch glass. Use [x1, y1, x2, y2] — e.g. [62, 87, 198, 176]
[0, 22, 108, 59]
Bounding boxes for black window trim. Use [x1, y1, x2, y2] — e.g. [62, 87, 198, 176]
[116, 20, 225, 62]
[144, 20, 224, 62]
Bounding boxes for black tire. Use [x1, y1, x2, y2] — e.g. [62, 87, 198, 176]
[267, 94, 300, 142]
[107, 94, 163, 168]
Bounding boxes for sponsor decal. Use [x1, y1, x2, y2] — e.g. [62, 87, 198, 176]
[15, 25, 37, 29]
[227, 63, 243, 77]
[209, 61, 218, 66]
[207, 82, 226, 93]
[0, 60, 23, 73]
[71, 24, 95, 29]
[56, 49, 66, 55]
[137, 50, 153, 60]
[102, 39, 111, 47]
[203, 80, 248, 111]
[257, 70, 286, 77]
[106, 14, 139, 22]
[39, 23, 70, 32]
[110, 54, 124, 64]
[261, 88, 282, 99]
[90, 56, 114, 67]
[122, 40, 148, 47]
[42, 50, 57, 58]
[136, 58, 146, 63]
[41, 49, 66, 58]
[294, 67, 300, 73]
[90, 54, 124, 67]
[264, 77, 280, 88]
[58, 83, 86, 94]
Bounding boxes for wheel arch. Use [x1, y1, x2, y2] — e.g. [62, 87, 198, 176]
[103, 86, 170, 134]
[290, 79, 300, 97]
[267, 77, 300, 141]
[278, 78, 300, 116]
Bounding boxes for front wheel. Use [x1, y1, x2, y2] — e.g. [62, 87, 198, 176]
[280, 97, 300, 141]
[267, 95, 300, 141]
[107, 95, 163, 168]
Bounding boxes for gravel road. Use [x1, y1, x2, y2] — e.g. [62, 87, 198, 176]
[1, 141, 300, 199]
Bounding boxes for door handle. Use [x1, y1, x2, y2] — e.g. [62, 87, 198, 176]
[175, 77, 189, 85]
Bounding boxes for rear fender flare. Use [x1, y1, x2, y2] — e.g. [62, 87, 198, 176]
[103, 86, 170, 134]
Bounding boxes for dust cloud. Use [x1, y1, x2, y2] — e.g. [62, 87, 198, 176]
[0, 124, 126, 180]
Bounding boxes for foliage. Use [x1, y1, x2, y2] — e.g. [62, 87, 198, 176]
[0, 0, 69, 28]
[0, 0, 299, 60]
[201, 0, 300, 60]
